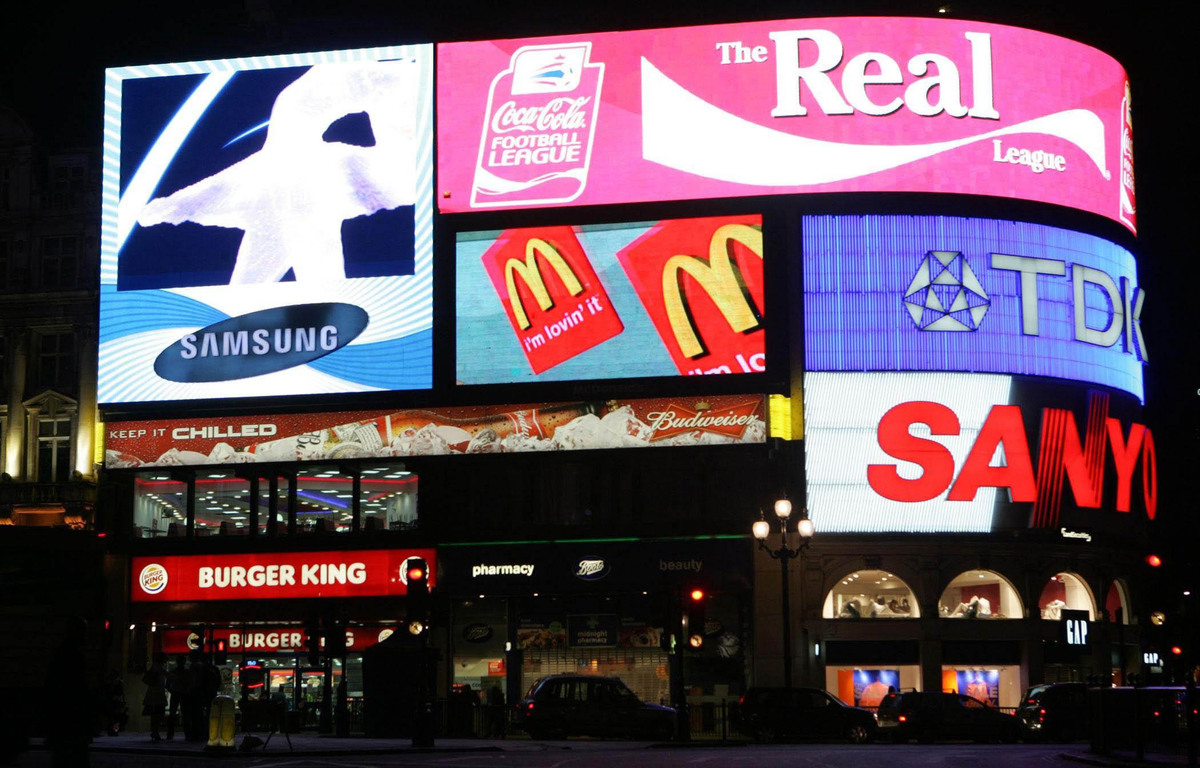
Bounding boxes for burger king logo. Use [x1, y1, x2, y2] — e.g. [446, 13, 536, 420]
[139, 563, 168, 595]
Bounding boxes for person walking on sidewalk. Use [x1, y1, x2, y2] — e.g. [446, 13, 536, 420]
[141, 654, 168, 741]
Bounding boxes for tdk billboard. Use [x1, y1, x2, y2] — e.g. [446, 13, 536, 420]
[802, 215, 1146, 402]
[99, 46, 433, 404]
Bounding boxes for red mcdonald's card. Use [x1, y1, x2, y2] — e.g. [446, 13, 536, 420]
[481, 226, 624, 374]
[616, 215, 765, 375]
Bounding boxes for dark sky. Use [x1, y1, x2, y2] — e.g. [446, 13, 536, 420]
[3, 0, 1192, 554]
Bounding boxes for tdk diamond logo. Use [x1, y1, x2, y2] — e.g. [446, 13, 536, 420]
[903, 250, 990, 331]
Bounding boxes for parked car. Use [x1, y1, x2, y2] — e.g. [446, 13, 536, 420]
[876, 691, 1020, 743]
[516, 674, 675, 740]
[1016, 682, 1089, 741]
[731, 687, 877, 743]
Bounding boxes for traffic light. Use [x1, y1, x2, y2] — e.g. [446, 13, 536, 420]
[686, 588, 706, 651]
[213, 638, 228, 665]
[1146, 554, 1163, 567]
[405, 558, 430, 636]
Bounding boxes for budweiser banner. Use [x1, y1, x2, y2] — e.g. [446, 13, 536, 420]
[459, 215, 764, 383]
[438, 17, 1134, 232]
[131, 549, 436, 602]
[105, 395, 767, 468]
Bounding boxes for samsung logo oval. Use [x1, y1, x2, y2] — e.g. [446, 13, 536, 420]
[574, 558, 610, 581]
[154, 303, 368, 382]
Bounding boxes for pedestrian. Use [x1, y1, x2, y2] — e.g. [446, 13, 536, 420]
[165, 655, 188, 740]
[141, 653, 169, 741]
[486, 684, 506, 738]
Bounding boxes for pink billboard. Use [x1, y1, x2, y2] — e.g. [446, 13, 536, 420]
[438, 17, 1134, 232]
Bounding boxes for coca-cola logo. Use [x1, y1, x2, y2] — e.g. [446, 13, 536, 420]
[463, 623, 495, 643]
[490, 97, 591, 133]
[574, 558, 611, 581]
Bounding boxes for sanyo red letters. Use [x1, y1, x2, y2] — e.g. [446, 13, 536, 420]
[868, 401, 1156, 520]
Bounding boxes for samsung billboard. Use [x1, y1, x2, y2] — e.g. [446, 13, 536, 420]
[99, 45, 434, 404]
[456, 215, 765, 384]
[804, 372, 1156, 534]
[438, 17, 1135, 232]
[803, 216, 1146, 402]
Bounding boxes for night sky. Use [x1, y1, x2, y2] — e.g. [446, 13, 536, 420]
[2, 0, 1192, 563]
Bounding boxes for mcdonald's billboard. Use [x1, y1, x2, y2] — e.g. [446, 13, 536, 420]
[457, 214, 766, 384]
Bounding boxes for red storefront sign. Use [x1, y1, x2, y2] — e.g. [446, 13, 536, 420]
[160, 626, 397, 654]
[132, 549, 436, 602]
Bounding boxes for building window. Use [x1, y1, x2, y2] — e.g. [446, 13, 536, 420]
[938, 571, 1023, 619]
[40, 236, 79, 290]
[823, 570, 919, 619]
[36, 331, 76, 389]
[48, 161, 87, 210]
[37, 415, 72, 483]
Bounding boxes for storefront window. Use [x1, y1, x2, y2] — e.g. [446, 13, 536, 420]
[1106, 580, 1131, 623]
[132, 474, 186, 537]
[823, 570, 919, 618]
[827, 667, 919, 710]
[196, 473, 251, 535]
[132, 463, 417, 536]
[940, 666, 1021, 709]
[938, 570, 1022, 619]
[1038, 572, 1095, 620]
[359, 466, 418, 531]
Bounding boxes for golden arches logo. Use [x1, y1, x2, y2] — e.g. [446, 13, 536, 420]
[504, 238, 585, 330]
[661, 224, 763, 359]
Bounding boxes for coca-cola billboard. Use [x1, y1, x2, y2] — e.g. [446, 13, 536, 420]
[438, 17, 1134, 232]
[105, 394, 767, 468]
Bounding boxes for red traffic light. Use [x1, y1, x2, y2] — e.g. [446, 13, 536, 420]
[689, 588, 705, 602]
[1171, 646, 1183, 656]
[407, 565, 426, 581]
[1146, 554, 1163, 567]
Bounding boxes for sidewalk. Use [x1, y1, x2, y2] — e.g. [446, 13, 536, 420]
[68, 730, 682, 758]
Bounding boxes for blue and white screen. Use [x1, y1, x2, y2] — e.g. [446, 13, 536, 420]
[803, 216, 1146, 402]
[99, 46, 433, 403]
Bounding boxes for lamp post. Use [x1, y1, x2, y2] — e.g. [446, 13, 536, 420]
[752, 498, 815, 689]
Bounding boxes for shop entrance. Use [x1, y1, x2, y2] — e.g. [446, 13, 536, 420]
[234, 658, 346, 731]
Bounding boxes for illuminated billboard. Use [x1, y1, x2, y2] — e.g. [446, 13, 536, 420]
[131, 549, 436, 602]
[100, 45, 433, 404]
[804, 373, 1156, 534]
[456, 215, 764, 384]
[104, 394, 767, 467]
[803, 216, 1146, 402]
[438, 17, 1134, 231]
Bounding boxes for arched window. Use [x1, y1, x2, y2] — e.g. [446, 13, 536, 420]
[1037, 572, 1095, 620]
[823, 570, 919, 619]
[1106, 580, 1131, 624]
[938, 570, 1022, 619]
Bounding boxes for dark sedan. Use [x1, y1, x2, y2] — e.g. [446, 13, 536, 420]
[732, 687, 877, 743]
[876, 691, 1020, 743]
[516, 674, 675, 740]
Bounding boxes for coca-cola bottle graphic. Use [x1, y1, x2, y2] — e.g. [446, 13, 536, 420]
[471, 43, 604, 208]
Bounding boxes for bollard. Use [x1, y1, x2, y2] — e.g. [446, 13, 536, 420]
[206, 695, 237, 751]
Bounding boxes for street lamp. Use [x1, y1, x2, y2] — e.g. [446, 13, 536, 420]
[752, 498, 815, 688]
